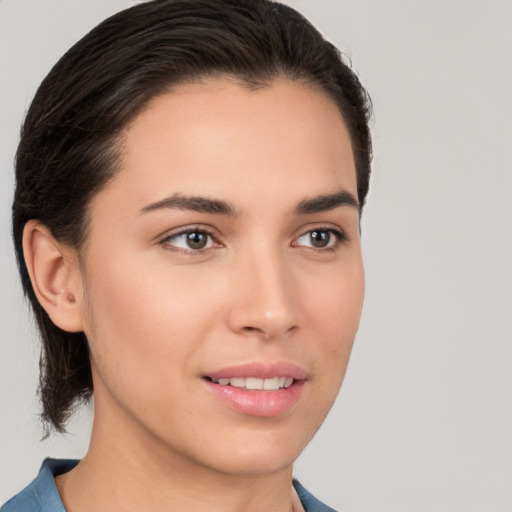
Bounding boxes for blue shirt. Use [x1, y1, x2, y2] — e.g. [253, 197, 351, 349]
[1, 459, 337, 511]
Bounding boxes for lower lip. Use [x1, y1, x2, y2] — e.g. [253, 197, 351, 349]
[203, 379, 305, 417]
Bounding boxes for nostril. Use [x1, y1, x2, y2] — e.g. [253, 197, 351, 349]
[241, 326, 262, 334]
[239, 324, 297, 340]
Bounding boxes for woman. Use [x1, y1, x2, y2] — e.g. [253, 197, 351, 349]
[3, 1, 372, 511]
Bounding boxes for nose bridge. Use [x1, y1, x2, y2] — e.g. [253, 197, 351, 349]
[229, 239, 298, 339]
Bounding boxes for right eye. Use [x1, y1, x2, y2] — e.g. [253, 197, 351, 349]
[161, 229, 217, 252]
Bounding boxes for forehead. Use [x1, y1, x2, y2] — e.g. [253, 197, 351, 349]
[97, 78, 357, 214]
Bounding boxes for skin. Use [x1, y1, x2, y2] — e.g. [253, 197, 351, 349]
[25, 78, 364, 512]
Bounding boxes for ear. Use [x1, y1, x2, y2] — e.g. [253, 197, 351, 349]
[22, 220, 85, 332]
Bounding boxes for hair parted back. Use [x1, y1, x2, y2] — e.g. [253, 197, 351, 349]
[12, 0, 372, 433]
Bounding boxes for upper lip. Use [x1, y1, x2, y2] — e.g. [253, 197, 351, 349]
[205, 361, 308, 381]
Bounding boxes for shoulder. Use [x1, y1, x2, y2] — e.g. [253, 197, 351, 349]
[1, 459, 78, 512]
[1, 485, 40, 512]
[293, 479, 339, 512]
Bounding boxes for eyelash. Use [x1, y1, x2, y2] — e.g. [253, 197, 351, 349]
[293, 226, 348, 253]
[158, 226, 348, 254]
[159, 226, 219, 255]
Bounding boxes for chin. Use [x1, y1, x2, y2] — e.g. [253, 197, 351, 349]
[195, 429, 310, 477]
[212, 452, 298, 477]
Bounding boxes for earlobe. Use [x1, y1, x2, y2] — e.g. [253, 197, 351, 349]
[22, 220, 85, 333]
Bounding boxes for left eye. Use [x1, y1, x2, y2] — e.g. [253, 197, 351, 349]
[294, 229, 341, 249]
[164, 230, 215, 251]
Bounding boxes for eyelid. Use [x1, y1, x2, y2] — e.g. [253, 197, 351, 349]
[156, 223, 349, 254]
[291, 224, 349, 251]
[158, 225, 222, 254]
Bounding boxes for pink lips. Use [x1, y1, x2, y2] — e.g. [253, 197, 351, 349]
[203, 362, 307, 417]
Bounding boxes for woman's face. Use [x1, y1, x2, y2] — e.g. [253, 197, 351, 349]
[78, 79, 364, 475]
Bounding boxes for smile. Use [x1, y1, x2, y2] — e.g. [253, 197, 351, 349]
[204, 362, 307, 416]
[211, 376, 294, 390]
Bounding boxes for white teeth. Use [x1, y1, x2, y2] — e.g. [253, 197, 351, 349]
[246, 377, 264, 390]
[230, 377, 245, 388]
[213, 376, 294, 390]
[263, 376, 280, 390]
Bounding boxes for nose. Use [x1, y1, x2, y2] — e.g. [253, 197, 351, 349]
[226, 248, 299, 341]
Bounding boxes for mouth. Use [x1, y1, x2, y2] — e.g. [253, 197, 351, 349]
[206, 376, 295, 390]
[203, 362, 307, 417]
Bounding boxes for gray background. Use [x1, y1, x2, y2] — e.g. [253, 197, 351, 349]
[1, 1, 511, 510]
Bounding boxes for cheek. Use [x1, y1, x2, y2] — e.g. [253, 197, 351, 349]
[293, 261, 364, 441]
[79, 253, 219, 429]
[80, 249, 227, 374]
[305, 258, 364, 383]
[307, 257, 364, 338]
[79, 254, 172, 385]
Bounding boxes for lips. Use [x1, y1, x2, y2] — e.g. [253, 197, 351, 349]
[203, 362, 307, 417]
[206, 361, 308, 381]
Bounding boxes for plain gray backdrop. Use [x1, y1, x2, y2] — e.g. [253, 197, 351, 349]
[1, 1, 511, 511]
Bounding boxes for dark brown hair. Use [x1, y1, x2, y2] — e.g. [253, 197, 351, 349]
[12, 0, 372, 433]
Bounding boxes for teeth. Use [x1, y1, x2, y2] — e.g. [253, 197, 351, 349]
[263, 377, 279, 390]
[230, 377, 245, 388]
[213, 376, 294, 390]
[246, 377, 263, 390]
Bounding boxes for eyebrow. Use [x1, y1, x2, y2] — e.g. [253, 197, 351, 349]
[140, 189, 359, 217]
[294, 189, 359, 215]
[140, 193, 238, 216]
